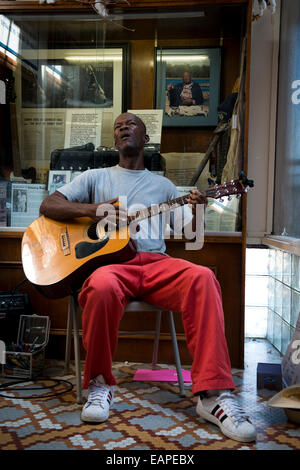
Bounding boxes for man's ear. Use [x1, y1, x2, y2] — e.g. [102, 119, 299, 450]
[144, 134, 150, 145]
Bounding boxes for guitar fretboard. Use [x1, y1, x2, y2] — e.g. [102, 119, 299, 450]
[126, 181, 229, 224]
[127, 194, 191, 224]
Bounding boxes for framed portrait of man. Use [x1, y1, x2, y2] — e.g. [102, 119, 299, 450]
[155, 47, 221, 127]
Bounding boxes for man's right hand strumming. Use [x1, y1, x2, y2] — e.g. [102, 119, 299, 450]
[40, 191, 127, 229]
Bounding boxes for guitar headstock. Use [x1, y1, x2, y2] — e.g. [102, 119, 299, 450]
[205, 172, 254, 200]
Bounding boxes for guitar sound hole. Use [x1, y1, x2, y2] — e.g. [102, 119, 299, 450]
[87, 222, 109, 240]
[87, 223, 99, 240]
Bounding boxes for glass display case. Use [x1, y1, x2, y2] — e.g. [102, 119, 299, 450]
[0, 2, 248, 232]
[0, 1, 251, 369]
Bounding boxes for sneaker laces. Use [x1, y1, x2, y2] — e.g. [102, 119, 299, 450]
[86, 380, 111, 409]
[217, 392, 250, 426]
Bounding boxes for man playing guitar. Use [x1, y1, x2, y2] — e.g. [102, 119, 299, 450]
[40, 112, 256, 443]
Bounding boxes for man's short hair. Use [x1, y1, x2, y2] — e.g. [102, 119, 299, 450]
[115, 113, 147, 135]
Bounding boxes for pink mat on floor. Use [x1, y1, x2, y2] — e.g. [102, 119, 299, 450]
[133, 368, 192, 382]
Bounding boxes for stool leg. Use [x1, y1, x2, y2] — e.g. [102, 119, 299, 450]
[71, 294, 82, 404]
[168, 311, 185, 398]
[64, 297, 73, 375]
[152, 310, 162, 370]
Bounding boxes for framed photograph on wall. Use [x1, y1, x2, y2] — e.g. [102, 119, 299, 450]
[17, 44, 129, 171]
[20, 44, 129, 112]
[155, 47, 221, 127]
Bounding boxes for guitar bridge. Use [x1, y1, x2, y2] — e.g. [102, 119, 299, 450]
[60, 227, 70, 256]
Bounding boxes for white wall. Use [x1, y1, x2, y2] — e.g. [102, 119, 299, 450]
[246, 1, 281, 244]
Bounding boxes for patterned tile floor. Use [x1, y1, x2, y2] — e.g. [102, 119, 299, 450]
[0, 339, 300, 450]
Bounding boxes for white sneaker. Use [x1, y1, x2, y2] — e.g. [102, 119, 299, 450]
[81, 374, 114, 423]
[196, 391, 257, 442]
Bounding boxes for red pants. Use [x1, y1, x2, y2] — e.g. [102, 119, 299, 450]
[78, 252, 235, 395]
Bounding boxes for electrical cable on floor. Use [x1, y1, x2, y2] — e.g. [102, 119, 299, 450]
[1, 279, 74, 400]
[0, 377, 74, 399]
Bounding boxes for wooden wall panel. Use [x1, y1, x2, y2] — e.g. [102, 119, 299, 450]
[129, 40, 155, 110]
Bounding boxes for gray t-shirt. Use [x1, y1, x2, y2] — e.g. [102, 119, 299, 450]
[58, 164, 193, 254]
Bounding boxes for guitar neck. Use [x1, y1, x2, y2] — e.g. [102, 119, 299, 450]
[127, 193, 193, 224]
[126, 178, 251, 225]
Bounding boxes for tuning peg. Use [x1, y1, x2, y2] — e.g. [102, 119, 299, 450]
[236, 194, 241, 199]
[228, 196, 232, 201]
[219, 198, 224, 203]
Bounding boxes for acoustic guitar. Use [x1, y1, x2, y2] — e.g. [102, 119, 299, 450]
[21, 174, 254, 299]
